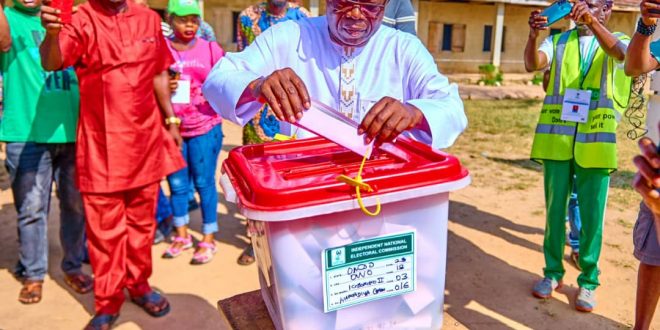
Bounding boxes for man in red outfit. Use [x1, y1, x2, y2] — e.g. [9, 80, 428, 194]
[39, 0, 186, 328]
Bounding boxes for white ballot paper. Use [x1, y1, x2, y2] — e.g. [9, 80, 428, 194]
[171, 80, 191, 104]
[295, 101, 375, 157]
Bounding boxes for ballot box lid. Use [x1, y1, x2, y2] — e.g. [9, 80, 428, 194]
[221, 137, 470, 221]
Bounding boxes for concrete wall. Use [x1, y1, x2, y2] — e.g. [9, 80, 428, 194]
[147, 0, 321, 51]
[418, 0, 638, 74]
[418, 1, 497, 74]
[148, 0, 637, 73]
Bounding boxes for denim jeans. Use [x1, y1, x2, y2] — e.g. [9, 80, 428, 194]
[156, 187, 172, 224]
[5, 142, 86, 281]
[155, 187, 174, 238]
[567, 180, 582, 252]
[167, 124, 222, 235]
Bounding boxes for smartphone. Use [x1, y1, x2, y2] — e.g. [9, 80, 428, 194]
[540, 0, 574, 27]
[167, 68, 180, 80]
[50, 0, 73, 24]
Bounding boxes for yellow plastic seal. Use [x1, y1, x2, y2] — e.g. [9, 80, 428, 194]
[336, 146, 381, 217]
[273, 133, 295, 141]
[273, 127, 299, 142]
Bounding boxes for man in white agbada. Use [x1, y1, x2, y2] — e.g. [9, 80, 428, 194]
[203, 0, 466, 149]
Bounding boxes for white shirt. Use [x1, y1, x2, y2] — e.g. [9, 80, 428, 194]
[202, 16, 467, 150]
[538, 34, 629, 67]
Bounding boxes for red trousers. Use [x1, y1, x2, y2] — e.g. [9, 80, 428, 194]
[82, 183, 159, 315]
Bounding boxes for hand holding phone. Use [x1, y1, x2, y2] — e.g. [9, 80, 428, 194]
[50, 0, 73, 24]
[528, 9, 548, 34]
[540, 0, 574, 27]
[168, 68, 180, 92]
[642, 0, 660, 21]
[569, 0, 595, 26]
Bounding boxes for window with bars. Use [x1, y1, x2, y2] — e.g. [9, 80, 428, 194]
[482, 25, 506, 53]
[483, 25, 493, 52]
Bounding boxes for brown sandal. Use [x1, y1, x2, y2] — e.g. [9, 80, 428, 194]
[237, 246, 255, 266]
[131, 291, 171, 317]
[19, 280, 43, 304]
[64, 272, 94, 294]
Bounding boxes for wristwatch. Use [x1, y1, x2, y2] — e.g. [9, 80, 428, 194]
[165, 116, 182, 126]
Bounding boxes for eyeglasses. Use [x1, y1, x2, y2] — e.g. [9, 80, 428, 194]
[332, 0, 387, 17]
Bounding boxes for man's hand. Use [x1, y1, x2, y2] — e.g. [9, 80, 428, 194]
[569, 0, 594, 26]
[167, 124, 183, 147]
[633, 136, 660, 216]
[528, 10, 548, 39]
[358, 97, 423, 144]
[249, 68, 311, 123]
[641, 0, 660, 26]
[40, 1, 63, 36]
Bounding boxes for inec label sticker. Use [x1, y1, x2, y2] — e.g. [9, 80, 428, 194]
[321, 232, 416, 313]
[561, 88, 592, 123]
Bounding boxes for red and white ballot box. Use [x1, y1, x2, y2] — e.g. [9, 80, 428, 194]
[220, 137, 470, 329]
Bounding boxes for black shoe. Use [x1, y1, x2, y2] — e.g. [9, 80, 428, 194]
[153, 229, 165, 245]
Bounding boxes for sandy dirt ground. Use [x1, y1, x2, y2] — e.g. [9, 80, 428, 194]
[0, 94, 656, 329]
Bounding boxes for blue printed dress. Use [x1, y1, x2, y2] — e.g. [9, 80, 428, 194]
[236, 2, 310, 144]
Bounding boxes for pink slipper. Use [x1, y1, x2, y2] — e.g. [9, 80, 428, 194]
[190, 242, 217, 265]
[162, 235, 193, 259]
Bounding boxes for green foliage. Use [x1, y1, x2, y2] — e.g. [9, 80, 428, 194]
[477, 64, 503, 86]
[531, 73, 544, 86]
[446, 99, 641, 208]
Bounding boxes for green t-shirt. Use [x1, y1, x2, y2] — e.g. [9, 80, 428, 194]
[0, 7, 79, 143]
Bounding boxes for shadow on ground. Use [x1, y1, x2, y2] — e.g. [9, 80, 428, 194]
[450, 201, 544, 253]
[112, 292, 224, 329]
[179, 193, 249, 252]
[485, 156, 543, 173]
[0, 189, 243, 323]
[0, 198, 96, 315]
[0, 162, 10, 192]
[446, 202, 627, 329]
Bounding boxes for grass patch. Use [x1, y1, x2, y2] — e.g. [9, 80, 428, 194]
[607, 258, 636, 270]
[532, 209, 544, 217]
[617, 219, 634, 229]
[448, 99, 642, 208]
[604, 242, 623, 251]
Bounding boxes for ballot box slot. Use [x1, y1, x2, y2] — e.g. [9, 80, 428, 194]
[280, 157, 402, 179]
[259, 139, 343, 156]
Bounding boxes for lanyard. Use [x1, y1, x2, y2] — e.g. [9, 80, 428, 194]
[579, 37, 598, 87]
[172, 39, 197, 74]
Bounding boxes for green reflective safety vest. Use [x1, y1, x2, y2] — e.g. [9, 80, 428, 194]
[530, 30, 632, 170]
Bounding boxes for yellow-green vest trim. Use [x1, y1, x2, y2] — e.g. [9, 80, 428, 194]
[530, 30, 632, 170]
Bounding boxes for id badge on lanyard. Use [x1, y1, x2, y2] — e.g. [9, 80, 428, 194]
[561, 38, 597, 123]
[171, 73, 191, 105]
[561, 88, 591, 123]
[171, 47, 193, 105]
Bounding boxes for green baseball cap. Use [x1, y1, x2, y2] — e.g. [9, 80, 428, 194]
[168, 0, 201, 16]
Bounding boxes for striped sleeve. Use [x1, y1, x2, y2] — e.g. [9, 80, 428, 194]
[382, 0, 416, 35]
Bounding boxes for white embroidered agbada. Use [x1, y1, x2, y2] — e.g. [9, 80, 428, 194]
[203, 16, 467, 150]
